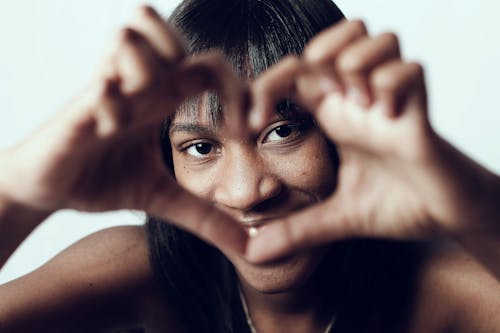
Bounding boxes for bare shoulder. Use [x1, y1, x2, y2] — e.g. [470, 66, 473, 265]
[0, 225, 175, 332]
[407, 243, 500, 333]
[31, 224, 152, 289]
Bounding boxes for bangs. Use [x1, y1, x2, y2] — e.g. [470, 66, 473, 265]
[168, 0, 345, 126]
[150, 3, 346, 333]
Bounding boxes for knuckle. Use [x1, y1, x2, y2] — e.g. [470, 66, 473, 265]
[371, 61, 425, 93]
[349, 19, 368, 37]
[283, 54, 301, 67]
[379, 32, 401, 56]
[253, 78, 268, 97]
[141, 70, 158, 89]
[304, 40, 327, 64]
[253, 72, 270, 93]
[135, 5, 158, 20]
[94, 78, 116, 105]
[372, 67, 400, 92]
[407, 61, 425, 80]
[337, 49, 366, 73]
[380, 31, 400, 48]
[200, 51, 228, 73]
[283, 220, 301, 249]
[211, 53, 228, 69]
[117, 27, 140, 44]
[279, 55, 302, 77]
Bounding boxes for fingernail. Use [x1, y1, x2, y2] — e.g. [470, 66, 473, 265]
[249, 109, 263, 131]
[248, 227, 259, 237]
[95, 113, 117, 138]
[319, 77, 340, 94]
[378, 100, 394, 118]
[247, 228, 287, 262]
[347, 87, 369, 106]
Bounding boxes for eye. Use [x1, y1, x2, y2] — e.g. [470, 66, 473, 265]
[263, 124, 298, 143]
[185, 142, 215, 157]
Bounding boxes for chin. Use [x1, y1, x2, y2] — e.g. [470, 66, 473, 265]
[230, 247, 329, 293]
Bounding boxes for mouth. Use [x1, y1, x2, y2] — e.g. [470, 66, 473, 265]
[244, 223, 266, 237]
[235, 198, 318, 236]
[240, 217, 278, 228]
[239, 216, 282, 237]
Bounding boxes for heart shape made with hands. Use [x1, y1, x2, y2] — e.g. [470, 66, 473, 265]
[43, 8, 431, 265]
[0, 6, 473, 269]
[98, 7, 490, 268]
[243, 51, 430, 263]
[159, 42, 430, 265]
[237, 22, 432, 263]
[126, 16, 432, 264]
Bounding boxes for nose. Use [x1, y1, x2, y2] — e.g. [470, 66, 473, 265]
[213, 148, 282, 212]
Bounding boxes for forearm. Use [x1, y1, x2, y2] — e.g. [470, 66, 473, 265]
[0, 196, 51, 268]
[452, 170, 500, 279]
[458, 230, 500, 280]
[425, 133, 500, 278]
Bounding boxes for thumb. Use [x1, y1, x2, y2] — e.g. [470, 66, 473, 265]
[145, 177, 248, 257]
[175, 52, 249, 137]
[245, 196, 354, 263]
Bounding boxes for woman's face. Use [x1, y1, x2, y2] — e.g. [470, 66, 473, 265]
[169, 102, 337, 293]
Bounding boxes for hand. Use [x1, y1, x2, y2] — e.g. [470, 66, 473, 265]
[246, 20, 500, 262]
[0, 6, 248, 255]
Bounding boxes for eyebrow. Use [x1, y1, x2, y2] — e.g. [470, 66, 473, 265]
[169, 101, 309, 136]
[169, 123, 217, 136]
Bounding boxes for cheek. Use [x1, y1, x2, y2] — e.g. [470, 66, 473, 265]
[171, 133, 337, 201]
[268, 134, 337, 198]
[172, 153, 214, 199]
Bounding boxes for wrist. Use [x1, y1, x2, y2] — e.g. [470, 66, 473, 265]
[0, 190, 52, 268]
[454, 174, 500, 278]
[0, 193, 52, 228]
[481, 172, 500, 232]
[426, 133, 500, 236]
[0, 151, 53, 224]
[446, 169, 500, 239]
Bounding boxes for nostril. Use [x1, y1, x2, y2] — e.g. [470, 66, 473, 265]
[259, 176, 282, 200]
[251, 187, 288, 214]
[213, 174, 284, 213]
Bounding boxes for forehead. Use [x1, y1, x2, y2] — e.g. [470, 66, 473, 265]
[171, 93, 223, 130]
[170, 93, 305, 130]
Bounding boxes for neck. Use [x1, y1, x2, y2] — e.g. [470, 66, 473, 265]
[238, 270, 335, 333]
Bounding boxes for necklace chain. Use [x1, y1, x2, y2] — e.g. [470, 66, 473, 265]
[238, 287, 336, 333]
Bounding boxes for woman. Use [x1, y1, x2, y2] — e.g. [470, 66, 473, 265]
[0, 0, 499, 332]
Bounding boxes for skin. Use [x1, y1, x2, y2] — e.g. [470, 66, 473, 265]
[169, 106, 338, 332]
[0, 5, 499, 333]
[170, 108, 336, 291]
[0, 6, 249, 268]
[247, 20, 500, 277]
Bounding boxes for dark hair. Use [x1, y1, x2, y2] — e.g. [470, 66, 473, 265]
[146, 1, 422, 333]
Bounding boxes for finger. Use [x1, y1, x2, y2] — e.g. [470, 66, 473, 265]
[146, 177, 248, 256]
[249, 55, 303, 131]
[302, 20, 368, 106]
[336, 32, 401, 107]
[92, 77, 130, 137]
[113, 28, 160, 95]
[304, 19, 368, 65]
[92, 27, 161, 136]
[295, 68, 344, 111]
[370, 60, 427, 118]
[244, 199, 352, 263]
[176, 52, 248, 136]
[129, 5, 186, 62]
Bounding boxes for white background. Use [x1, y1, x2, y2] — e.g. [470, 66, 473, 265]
[1, 0, 499, 283]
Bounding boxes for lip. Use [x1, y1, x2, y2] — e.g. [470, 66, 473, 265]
[239, 216, 282, 229]
[239, 216, 284, 238]
[243, 224, 269, 238]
